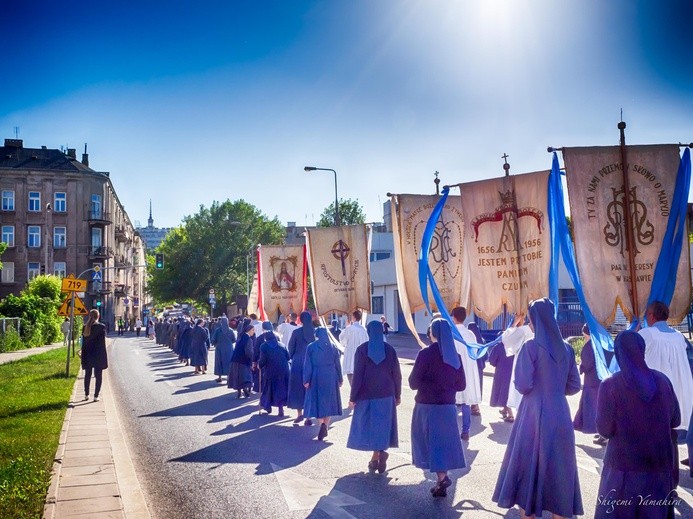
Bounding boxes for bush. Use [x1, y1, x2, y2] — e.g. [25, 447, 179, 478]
[0, 325, 23, 353]
[567, 335, 586, 363]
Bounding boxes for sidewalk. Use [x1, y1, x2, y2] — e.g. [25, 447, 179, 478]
[44, 346, 151, 519]
[0, 341, 64, 365]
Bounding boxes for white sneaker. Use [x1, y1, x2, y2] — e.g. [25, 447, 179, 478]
[83, 395, 89, 401]
[93, 396, 100, 402]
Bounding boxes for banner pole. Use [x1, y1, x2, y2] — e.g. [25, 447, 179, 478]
[618, 120, 641, 321]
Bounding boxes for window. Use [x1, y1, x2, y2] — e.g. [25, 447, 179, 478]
[53, 227, 66, 248]
[91, 227, 102, 247]
[28, 191, 41, 212]
[370, 251, 391, 262]
[54, 192, 66, 212]
[372, 296, 384, 314]
[1, 190, 14, 211]
[53, 262, 66, 278]
[91, 194, 102, 218]
[1, 262, 14, 283]
[1, 225, 14, 247]
[28, 262, 40, 280]
[27, 226, 41, 248]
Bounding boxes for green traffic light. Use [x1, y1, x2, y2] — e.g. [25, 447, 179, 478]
[96, 300, 102, 307]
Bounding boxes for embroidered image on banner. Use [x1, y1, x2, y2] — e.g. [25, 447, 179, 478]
[257, 245, 306, 319]
[306, 225, 371, 316]
[458, 171, 550, 323]
[391, 194, 468, 313]
[562, 145, 690, 324]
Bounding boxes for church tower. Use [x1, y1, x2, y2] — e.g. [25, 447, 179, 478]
[147, 199, 154, 229]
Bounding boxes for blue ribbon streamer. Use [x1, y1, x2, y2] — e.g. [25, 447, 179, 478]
[548, 153, 617, 380]
[418, 187, 501, 360]
[647, 148, 691, 307]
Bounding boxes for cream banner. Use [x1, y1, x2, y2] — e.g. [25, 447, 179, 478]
[390, 194, 468, 315]
[257, 245, 306, 320]
[458, 171, 551, 323]
[306, 225, 371, 316]
[247, 273, 260, 317]
[562, 145, 690, 323]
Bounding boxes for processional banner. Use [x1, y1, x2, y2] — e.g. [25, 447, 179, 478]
[390, 194, 468, 315]
[247, 273, 260, 317]
[562, 145, 690, 323]
[457, 171, 551, 323]
[306, 225, 371, 316]
[257, 245, 306, 320]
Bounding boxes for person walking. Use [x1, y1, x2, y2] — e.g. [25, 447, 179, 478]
[117, 317, 125, 336]
[81, 309, 108, 402]
[303, 327, 343, 441]
[189, 319, 210, 374]
[594, 330, 680, 518]
[258, 327, 290, 416]
[380, 315, 391, 337]
[287, 311, 315, 425]
[61, 317, 71, 346]
[409, 318, 466, 498]
[488, 333, 515, 423]
[339, 310, 369, 386]
[228, 319, 255, 398]
[492, 298, 583, 519]
[451, 306, 482, 442]
[135, 317, 143, 337]
[347, 320, 402, 474]
[212, 316, 235, 383]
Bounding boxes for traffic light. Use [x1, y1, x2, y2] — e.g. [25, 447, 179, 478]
[155, 253, 164, 269]
[96, 299, 102, 307]
[40, 264, 46, 275]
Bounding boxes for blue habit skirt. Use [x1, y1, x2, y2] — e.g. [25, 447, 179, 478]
[347, 396, 398, 452]
[411, 403, 466, 473]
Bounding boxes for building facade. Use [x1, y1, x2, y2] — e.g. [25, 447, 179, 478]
[0, 138, 147, 330]
[136, 201, 173, 251]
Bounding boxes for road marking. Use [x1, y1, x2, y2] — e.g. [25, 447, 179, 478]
[271, 463, 363, 517]
[133, 350, 140, 355]
[165, 381, 176, 387]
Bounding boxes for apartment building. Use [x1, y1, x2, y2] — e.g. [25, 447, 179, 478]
[0, 138, 147, 329]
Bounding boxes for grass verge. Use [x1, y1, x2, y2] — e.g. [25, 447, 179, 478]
[0, 347, 78, 518]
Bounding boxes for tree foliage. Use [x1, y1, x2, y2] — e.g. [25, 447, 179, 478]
[147, 200, 285, 311]
[0, 241, 6, 269]
[317, 198, 366, 227]
[0, 275, 63, 347]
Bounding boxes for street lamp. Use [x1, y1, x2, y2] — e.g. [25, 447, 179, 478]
[304, 166, 340, 226]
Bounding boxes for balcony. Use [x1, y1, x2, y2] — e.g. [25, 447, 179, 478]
[89, 281, 112, 295]
[86, 210, 112, 226]
[114, 225, 130, 242]
[114, 254, 132, 268]
[114, 284, 128, 297]
[88, 246, 113, 259]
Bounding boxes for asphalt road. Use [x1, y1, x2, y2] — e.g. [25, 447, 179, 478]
[108, 334, 693, 519]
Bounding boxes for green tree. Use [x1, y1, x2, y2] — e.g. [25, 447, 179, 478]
[147, 200, 285, 312]
[316, 198, 366, 227]
[0, 241, 6, 269]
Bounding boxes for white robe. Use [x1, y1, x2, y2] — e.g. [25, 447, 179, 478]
[277, 322, 299, 344]
[502, 325, 534, 409]
[339, 322, 369, 375]
[454, 324, 482, 405]
[639, 324, 693, 430]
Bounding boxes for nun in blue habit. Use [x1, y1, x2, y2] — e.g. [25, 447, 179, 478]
[347, 320, 402, 474]
[258, 326, 290, 416]
[177, 320, 193, 366]
[287, 311, 315, 425]
[303, 327, 343, 441]
[409, 318, 466, 498]
[189, 319, 210, 374]
[211, 316, 235, 383]
[252, 322, 275, 393]
[492, 298, 584, 518]
[227, 319, 255, 398]
[594, 331, 680, 519]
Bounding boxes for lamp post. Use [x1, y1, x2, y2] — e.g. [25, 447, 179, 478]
[304, 166, 340, 226]
[44, 202, 52, 274]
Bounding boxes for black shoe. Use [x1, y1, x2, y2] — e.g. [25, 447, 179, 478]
[377, 451, 389, 474]
[460, 431, 470, 441]
[682, 458, 690, 467]
[237, 390, 242, 398]
[317, 423, 328, 441]
[368, 459, 378, 474]
[431, 476, 451, 497]
[292, 415, 304, 425]
[304, 419, 313, 426]
[593, 435, 608, 446]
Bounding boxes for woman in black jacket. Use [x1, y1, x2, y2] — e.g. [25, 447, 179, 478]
[81, 309, 108, 402]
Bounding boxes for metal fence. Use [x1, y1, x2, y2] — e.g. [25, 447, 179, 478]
[0, 317, 21, 335]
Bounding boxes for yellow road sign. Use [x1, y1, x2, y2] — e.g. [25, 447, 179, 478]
[57, 295, 89, 317]
[61, 274, 87, 292]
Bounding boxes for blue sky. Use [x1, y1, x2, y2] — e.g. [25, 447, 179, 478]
[2, 0, 691, 228]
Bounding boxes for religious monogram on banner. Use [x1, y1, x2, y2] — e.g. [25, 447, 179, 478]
[457, 171, 551, 323]
[562, 145, 691, 324]
[257, 245, 306, 320]
[390, 194, 468, 317]
[305, 225, 371, 316]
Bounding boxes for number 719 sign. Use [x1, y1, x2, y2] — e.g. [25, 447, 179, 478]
[61, 274, 87, 292]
